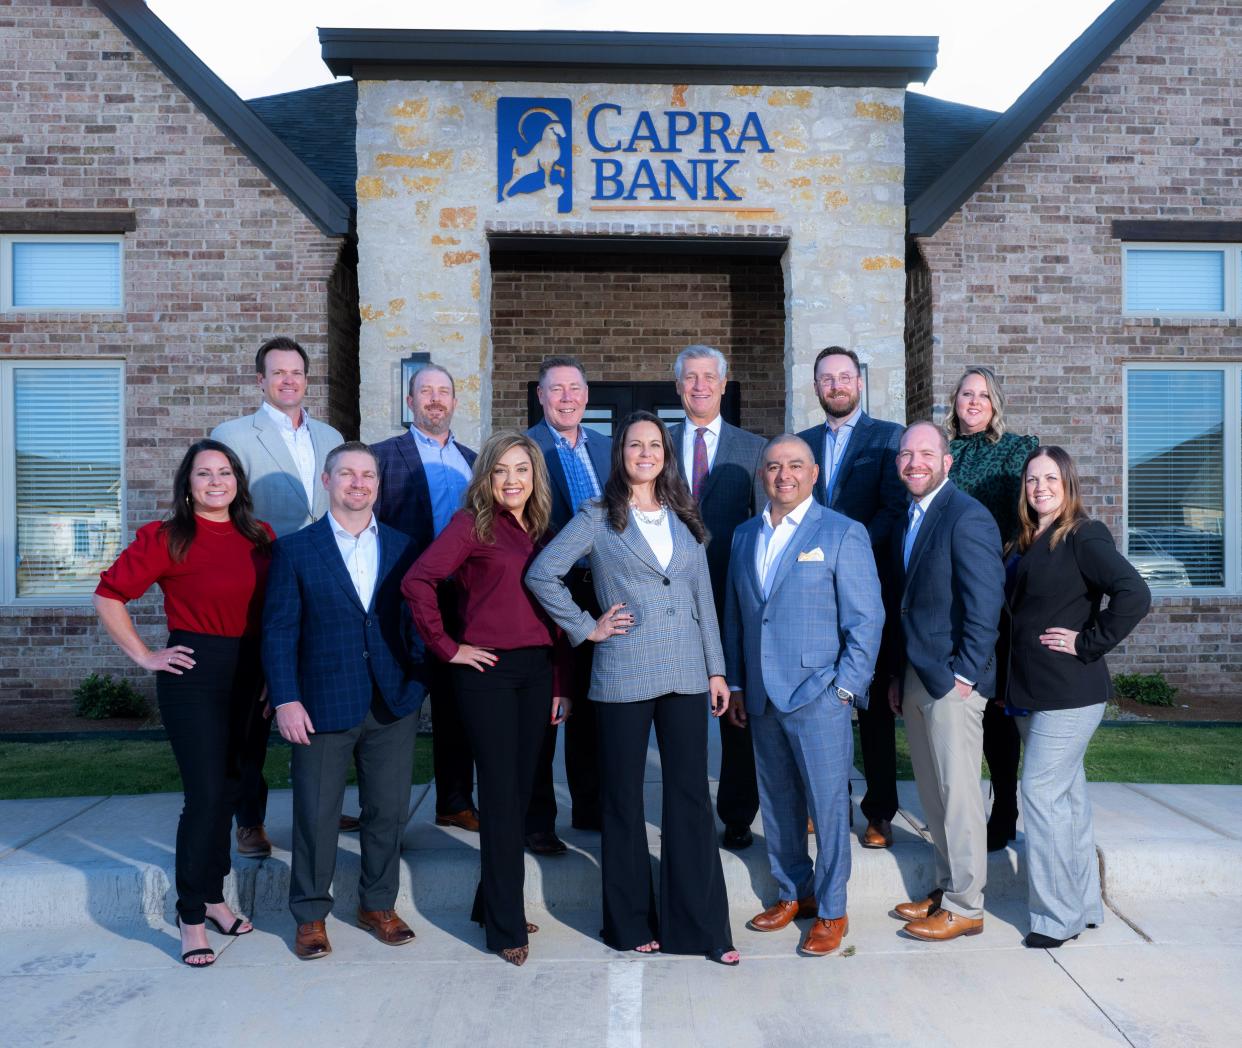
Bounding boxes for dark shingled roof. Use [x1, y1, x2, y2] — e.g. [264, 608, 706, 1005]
[247, 81, 359, 212]
[903, 92, 999, 207]
[242, 82, 997, 219]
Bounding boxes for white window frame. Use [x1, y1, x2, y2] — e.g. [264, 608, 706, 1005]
[0, 233, 126, 314]
[1120, 242, 1241, 319]
[1122, 362, 1241, 597]
[0, 359, 127, 607]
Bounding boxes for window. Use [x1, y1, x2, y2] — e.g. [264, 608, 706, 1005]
[1122, 243, 1240, 317]
[0, 361, 125, 604]
[1125, 365, 1240, 594]
[0, 235, 124, 312]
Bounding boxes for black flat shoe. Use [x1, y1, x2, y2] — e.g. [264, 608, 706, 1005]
[986, 818, 1017, 853]
[706, 947, 740, 966]
[525, 831, 568, 855]
[1024, 931, 1078, 949]
[205, 914, 253, 936]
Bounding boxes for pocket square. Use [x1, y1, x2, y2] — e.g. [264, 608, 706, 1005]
[797, 548, 825, 562]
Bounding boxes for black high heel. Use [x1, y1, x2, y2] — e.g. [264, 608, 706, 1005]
[205, 914, 253, 936]
[706, 947, 740, 966]
[175, 915, 216, 968]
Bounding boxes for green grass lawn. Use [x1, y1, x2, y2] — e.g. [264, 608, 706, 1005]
[0, 726, 1238, 801]
[0, 736, 434, 801]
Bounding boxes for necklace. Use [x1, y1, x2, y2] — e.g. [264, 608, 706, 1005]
[630, 502, 667, 526]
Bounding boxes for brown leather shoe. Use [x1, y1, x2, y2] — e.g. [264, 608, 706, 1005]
[235, 824, 272, 857]
[903, 908, 984, 941]
[435, 809, 480, 832]
[748, 896, 817, 932]
[800, 916, 849, 956]
[861, 818, 892, 848]
[294, 920, 332, 959]
[338, 814, 361, 832]
[357, 908, 416, 946]
[893, 888, 944, 921]
[807, 817, 815, 835]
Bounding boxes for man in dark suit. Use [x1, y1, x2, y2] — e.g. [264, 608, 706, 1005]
[371, 365, 479, 833]
[796, 346, 906, 849]
[667, 344, 765, 850]
[263, 441, 426, 960]
[886, 422, 1004, 942]
[525, 355, 612, 855]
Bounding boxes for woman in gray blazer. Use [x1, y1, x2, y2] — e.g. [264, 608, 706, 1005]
[526, 411, 738, 965]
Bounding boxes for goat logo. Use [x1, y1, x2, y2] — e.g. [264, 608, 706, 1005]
[497, 98, 572, 213]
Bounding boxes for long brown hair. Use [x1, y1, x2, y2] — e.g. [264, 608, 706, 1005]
[603, 411, 707, 543]
[945, 365, 1009, 443]
[465, 431, 552, 543]
[1012, 445, 1088, 554]
[162, 439, 271, 562]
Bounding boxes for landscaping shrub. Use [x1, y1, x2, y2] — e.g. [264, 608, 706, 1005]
[1112, 672, 1177, 708]
[72, 673, 150, 720]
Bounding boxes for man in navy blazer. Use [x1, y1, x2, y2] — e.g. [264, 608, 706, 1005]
[886, 422, 1004, 943]
[263, 442, 426, 960]
[371, 364, 479, 834]
[666, 345, 766, 851]
[797, 346, 905, 850]
[723, 435, 883, 957]
[524, 355, 612, 853]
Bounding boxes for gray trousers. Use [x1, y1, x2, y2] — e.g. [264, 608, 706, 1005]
[289, 699, 417, 925]
[903, 666, 988, 919]
[1017, 703, 1106, 939]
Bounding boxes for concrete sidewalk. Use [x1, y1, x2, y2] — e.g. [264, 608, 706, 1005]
[1, 731, 1239, 1047]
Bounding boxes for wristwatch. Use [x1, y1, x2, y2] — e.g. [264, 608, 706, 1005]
[835, 687, 855, 706]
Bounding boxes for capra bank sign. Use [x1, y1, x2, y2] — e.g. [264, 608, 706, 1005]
[496, 96, 775, 214]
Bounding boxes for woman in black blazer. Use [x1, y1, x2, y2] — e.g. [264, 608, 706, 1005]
[1006, 446, 1150, 949]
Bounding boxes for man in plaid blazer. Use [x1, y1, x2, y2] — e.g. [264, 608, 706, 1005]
[263, 441, 425, 961]
[722, 434, 883, 957]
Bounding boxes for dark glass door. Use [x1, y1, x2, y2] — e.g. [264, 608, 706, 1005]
[526, 380, 741, 440]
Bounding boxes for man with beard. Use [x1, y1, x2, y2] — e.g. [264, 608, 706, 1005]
[371, 365, 479, 832]
[886, 422, 1003, 941]
[796, 347, 905, 850]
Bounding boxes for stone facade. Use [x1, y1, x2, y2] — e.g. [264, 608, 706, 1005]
[490, 251, 786, 436]
[0, 0, 347, 717]
[354, 80, 909, 445]
[913, 0, 1242, 695]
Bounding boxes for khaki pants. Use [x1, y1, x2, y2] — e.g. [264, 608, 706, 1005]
[903, 666, 988, 919]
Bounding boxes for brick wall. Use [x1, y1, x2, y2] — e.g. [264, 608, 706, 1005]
[0, 0, 345, 720]
[490, 251, 786, 437]
[914, 0, 1242, 696]
[903, 241, 933, 422]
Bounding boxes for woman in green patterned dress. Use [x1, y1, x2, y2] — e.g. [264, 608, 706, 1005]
[946, 366, 1039, 852]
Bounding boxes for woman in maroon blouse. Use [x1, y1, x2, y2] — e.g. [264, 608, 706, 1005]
[402, 430, 568, 967]
[94, 438, 274, 968]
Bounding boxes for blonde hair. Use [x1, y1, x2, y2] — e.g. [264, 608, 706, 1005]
[465, 431, 552, 544]
[945, 365, 1008, 443]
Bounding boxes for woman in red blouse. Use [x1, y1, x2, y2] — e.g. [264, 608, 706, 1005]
[94, 438, 274, 968]
[402, 431, 568, 967]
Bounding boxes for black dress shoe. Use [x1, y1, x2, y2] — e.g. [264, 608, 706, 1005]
[986, 816, 1017, 852]
[525, 831, 568, 855]
[571, 814, 602, 832]
[722, 825, 753, 850]
[1024, 931, 1078, 949]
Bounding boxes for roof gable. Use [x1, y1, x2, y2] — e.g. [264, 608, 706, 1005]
[908, 0, 1165, 237]
[93, 0, 351, 236]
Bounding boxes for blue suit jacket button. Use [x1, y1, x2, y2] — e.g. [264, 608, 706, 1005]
[662, 578, 670, 586]
[667, 608, 675, 615]
[365, 618, 372, 627]
[362, 651, 370, 659]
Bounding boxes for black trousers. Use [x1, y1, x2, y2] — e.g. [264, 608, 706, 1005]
[288, 691, 418, 925]
[983, 700, 1021, 826]
[157, 630, 259, 924]
[857, 677, 899, 823]
[527, 569, 602, 834]
[595, 693, 734, 955]
[715, 714, 759, 830]
[233, 690, 273, 828]
[454, 647, 551, 950]
[427, 656, 476, 815]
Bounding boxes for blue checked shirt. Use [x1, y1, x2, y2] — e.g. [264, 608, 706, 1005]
[549, 421, 601, 512]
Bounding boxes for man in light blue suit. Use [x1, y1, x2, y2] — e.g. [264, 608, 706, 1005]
[722, 434, 883, 957]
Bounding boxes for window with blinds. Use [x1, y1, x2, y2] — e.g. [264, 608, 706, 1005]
[1, 235, 124, 312]
[1126, 368, 1231, 591]
[3, 364, 124, 601]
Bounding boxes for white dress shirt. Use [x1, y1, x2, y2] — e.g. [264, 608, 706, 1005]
[681, 413, 723, 484]
[755, 494, 814, 598]
[261, 400, 316, 508]
[631, 509, 673, 570]
[329, 511, 380, 609]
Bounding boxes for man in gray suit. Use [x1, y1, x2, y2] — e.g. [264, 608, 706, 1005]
[666, 345, 765, 850]
[212, 336, 344, 856]
[723, 435, 883, 956]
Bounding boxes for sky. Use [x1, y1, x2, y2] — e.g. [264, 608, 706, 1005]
[147, 0, 1118, 113]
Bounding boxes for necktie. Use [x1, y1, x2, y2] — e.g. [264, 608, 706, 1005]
[823, 425, 839, 503]
[691, 427, 709, 501]
[902, 502, 923, 570]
